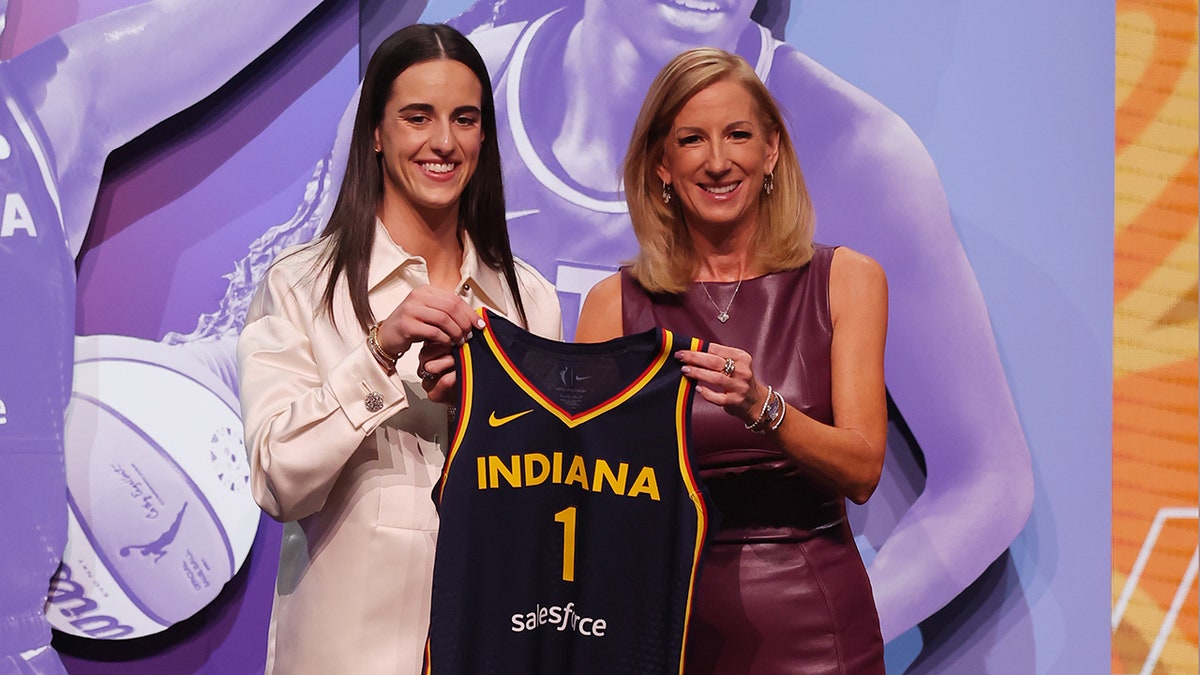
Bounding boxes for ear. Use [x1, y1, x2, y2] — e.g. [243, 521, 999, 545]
[373, 127, 382, 154]
[764, 130, 780, 175]
[655, 155, 672, 187]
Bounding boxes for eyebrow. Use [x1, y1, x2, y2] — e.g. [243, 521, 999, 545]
[673, 120, 754, 134]
[397, 103, 482, 116]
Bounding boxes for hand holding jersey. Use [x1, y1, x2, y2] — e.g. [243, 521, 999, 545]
[425, 310, 710, 675]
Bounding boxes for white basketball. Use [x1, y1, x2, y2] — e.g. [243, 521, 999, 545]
[48, 334, 257, 639]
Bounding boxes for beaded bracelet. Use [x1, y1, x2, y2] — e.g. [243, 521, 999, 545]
[746, 389, 787, 434]
[367, 323, 400, 373]
[745, 385, 775, 433]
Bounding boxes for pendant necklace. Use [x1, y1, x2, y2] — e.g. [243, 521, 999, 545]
[700, 274, 743, 323]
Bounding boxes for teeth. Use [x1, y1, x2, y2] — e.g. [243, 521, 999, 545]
[671, 0, 721, 12]
[704, 183, 738, 194]
[422, 163, 455, 173]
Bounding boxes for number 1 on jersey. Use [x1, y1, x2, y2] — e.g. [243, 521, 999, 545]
[554, 506, 576, 582]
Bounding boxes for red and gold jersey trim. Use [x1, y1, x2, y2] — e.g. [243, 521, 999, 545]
[479, 308, 674, 428]
[675, 336, 708, 674]
[437, 335, 476, 504]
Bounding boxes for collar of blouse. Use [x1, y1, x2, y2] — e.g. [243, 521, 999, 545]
[366, 218, 509, 308]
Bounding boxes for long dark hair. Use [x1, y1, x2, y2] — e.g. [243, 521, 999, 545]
[319, 23, 526, 332]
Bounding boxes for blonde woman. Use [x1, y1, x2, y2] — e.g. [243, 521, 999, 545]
[579, 48, 886, 673]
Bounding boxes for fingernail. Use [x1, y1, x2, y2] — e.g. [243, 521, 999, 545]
[674, 351, 684, 359]
[476, 319, 486, 329]
[680, 366, 691, 374]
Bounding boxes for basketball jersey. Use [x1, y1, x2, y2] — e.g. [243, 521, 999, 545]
[0, 64, 75, 655]
[0, 65, 74, 439]
[425, 309, 710, 675]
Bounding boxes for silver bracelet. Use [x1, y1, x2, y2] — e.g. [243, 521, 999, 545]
[744, 385, 774, 431]
[746, 387, 785, 434]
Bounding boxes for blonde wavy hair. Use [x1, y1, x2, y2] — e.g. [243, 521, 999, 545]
[623, 48, 814, 294]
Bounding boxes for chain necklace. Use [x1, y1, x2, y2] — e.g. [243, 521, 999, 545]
[700, 275, 743, 323]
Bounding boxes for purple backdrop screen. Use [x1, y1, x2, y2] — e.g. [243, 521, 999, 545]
[0, 1, 1110, 673]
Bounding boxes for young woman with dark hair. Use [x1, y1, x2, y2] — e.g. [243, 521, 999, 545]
[237, 23, 561, 674]
[319, 23, 529, 332]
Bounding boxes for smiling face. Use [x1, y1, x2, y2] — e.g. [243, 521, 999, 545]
[656, 78, 779, 235]
[373, 59, 484, 221]
[592, 0, 757, 59]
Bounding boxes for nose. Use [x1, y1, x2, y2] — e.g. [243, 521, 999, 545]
[704, 142, 730, 176]
[430, 118, 455, 155]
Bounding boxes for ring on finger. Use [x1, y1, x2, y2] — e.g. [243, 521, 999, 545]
[721, 358, 736, 377]
[418, 367, 436, 381]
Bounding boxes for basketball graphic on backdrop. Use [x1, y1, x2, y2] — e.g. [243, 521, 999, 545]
[49, 334, 258, 639]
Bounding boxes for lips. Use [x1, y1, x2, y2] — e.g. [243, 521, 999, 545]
[700, 181, 741, 198]
[420, 162, 456, 175]
[418, 161, 460, 182]
[653, 0, 731, 33]
[665, 0, 725, 14]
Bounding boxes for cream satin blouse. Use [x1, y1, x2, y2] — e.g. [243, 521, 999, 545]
[237, 222, 561, 674]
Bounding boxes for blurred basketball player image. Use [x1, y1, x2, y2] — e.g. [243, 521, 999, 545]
[0, 1, 328, 670]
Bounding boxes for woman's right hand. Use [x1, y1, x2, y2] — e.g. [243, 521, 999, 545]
[375, 284, 483, 358]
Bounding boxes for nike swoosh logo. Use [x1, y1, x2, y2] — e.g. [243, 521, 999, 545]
[488, 409, 534, 427]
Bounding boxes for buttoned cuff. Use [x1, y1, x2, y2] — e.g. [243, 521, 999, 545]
[328, 340, 409, 431]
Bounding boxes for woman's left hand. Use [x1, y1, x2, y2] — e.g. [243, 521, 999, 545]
[675, 343, 768, 426]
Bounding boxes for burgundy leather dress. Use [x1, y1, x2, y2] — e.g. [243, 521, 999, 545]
[622, 245, 885, 674]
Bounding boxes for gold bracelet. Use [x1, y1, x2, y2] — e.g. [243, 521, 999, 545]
[368, 336, 395, 373]
[367, 323, 399, 373]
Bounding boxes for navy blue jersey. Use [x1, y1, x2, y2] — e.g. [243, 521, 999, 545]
[425, 310, 710, 675]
